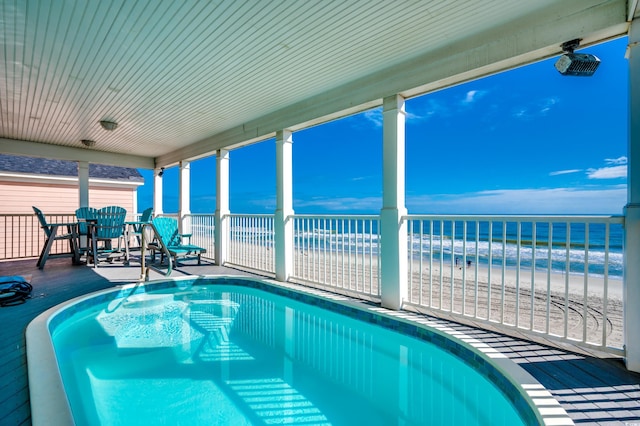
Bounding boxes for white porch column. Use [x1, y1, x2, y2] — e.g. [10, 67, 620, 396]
[215, 149, 230, 266]
[179, 161, 191, 236]
[78, 161, 89, 208]
[275, 130, 294, 282]
[624, 20, 640, 373]
[153, 168, 164, 215]
[380, 95, 408, 310]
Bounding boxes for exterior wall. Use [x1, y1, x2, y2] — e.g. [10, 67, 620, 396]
[0, 181, 137, 216]
[85, 187, 137, 218]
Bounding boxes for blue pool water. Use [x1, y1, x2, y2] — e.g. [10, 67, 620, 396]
[51, 279, 537, 425]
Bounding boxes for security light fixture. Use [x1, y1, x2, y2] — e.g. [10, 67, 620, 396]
[554, 39, 600, 77]
[99, 120, 118, 131]
[81, 139, 96, 147]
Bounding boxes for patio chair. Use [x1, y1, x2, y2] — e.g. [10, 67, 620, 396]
[75, 207, 98, 257]
[90, 206, 127, 267]
[32, 206, 80, 269]
[128, 207, 154, 246]
[149, 217, 205, 266]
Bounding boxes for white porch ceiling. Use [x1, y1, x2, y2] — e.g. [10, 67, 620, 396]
[0, 0, 633, 169]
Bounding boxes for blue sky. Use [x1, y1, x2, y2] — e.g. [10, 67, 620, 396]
[138, 37, 628, 216]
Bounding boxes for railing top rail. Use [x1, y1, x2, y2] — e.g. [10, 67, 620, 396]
[227, 213, 274, 218]
[403, 214, 624, 224]
[293, 214, 380, 220]
[0, 212, 74, 217]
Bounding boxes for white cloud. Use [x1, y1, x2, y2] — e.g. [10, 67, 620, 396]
[363, 109, 383, 127]
[461, 90, 487, 105]
[291, 186, 626, 215]
[512, 108, 528, 119]
[512, 96, 560, 119]
[351, 176, 373, 181]
[587, 165, 627, 179]
[605, 156, 627, 165]
[406, 186, 626, 215]
[295, 196, 381, 212]
[405, 110, 423, 121]
[538, 97, 559, 114]
[550, 157, 627, 179]
[549, 169, 582, 176]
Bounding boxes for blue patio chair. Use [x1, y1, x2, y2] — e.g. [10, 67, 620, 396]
[32, 206, 80, 269]
[75, 207, 98, 257]
[149, 217, 205, 266]
[128, 207, 153, 246]
[90, 206, 127, 267]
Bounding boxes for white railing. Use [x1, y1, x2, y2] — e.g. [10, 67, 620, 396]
[184, 214, 215, 261]
[0, 210, 625, 356]
[227, 214, 275, 274]
[292, 215, 380, 300]
[403, 214, 624, 355]
[0, 213, 76, 260]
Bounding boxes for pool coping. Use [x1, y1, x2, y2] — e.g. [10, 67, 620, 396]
[26, 274, 574, 426]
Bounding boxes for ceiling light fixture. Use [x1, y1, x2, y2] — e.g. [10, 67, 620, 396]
[99, 119, 118, 131]
[554, 39, 600, 77]
[81, 139, 96, 147]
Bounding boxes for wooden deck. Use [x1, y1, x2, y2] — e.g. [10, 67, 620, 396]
[1, 257, 639, 425]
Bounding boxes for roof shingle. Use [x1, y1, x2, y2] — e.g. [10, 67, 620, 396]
[0, 154, 143, 182]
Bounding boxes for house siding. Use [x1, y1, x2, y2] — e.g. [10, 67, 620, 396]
[0, 181, 136, 215]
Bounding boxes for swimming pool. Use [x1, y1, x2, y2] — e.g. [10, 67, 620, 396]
[27, 276, 548, 425]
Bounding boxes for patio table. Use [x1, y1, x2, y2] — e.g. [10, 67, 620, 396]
[36, 222, 81, 269]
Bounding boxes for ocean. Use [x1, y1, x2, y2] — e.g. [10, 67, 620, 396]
[290, 218, 624, 279]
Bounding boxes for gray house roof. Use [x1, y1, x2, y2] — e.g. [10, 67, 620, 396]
[0, 154, 143, 182]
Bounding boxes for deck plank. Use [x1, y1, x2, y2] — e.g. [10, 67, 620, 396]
[1, 258, 639, 425]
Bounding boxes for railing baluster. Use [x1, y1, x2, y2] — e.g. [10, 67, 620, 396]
[450, 220, 455, 312]
[409, 220, 414, 303]
[546, 222, 553, 335]
[603, 222, 610, 348]
[583, 223, 589, 343]
[347, 219, 352, 291]
[501, 221, 507, 324]
[340, 219, 346, 288]
[474, 220, 479, 318]
[368, 219, 373, 295]
[419, 220, 424, 307]
[329, 219, 334, 287]
[487, 221, 493, 321]
[516, 221, 521, 328]
[428, 220, 433, 308]
[462, 220, 467, 315]
[439, 220, 444, 309]
[531, 221, 536, 331]
[564, 223, 571, 339]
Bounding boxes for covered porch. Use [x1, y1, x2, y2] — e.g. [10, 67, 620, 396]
[2, 0, 640, 424]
